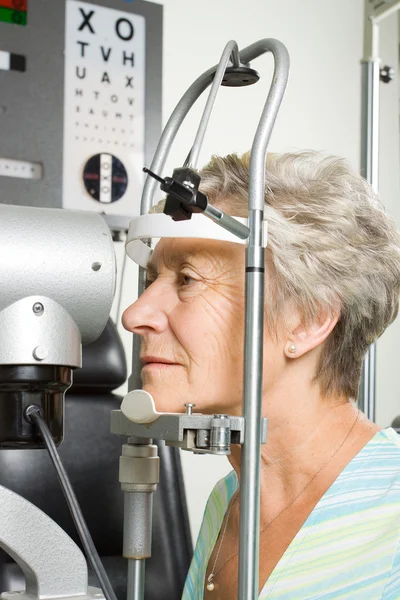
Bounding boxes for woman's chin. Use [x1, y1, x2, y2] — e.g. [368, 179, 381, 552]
[141, 383, 188, 414]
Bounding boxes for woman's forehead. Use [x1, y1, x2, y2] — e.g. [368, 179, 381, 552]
[147, 238, 242, 272]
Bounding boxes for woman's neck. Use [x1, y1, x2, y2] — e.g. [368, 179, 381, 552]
[228, 389, 379, 524]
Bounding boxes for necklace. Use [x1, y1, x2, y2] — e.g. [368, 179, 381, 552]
[206, 410, 360, 592]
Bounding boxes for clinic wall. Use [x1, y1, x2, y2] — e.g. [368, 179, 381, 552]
[111, 0, 400, 544]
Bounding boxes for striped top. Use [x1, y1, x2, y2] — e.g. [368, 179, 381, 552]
[182, 427, 400, 599]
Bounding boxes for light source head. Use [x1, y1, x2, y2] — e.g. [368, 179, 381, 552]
[0, 204, 116, 447]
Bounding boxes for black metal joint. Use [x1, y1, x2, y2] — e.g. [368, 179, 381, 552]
[162, 167, 208, 222]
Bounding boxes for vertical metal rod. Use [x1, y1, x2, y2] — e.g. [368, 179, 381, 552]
[239, 212, 265, 599]
[122, 472, 156, 600]
[127, 559, 145, 600]
[361, 61, 380, 190]
[359, 59, 380, 420]
[124, 267, 149, 600]
[238, 40, 290, 600]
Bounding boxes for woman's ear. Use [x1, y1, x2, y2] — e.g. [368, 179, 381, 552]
[284, 309, 340, 359]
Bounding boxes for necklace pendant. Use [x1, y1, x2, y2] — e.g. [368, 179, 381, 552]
[206, 575, 215, 591]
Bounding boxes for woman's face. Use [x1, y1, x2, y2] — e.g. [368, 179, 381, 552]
[122, 237, 284, 415]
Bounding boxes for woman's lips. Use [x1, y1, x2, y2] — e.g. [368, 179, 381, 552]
[140, 356, 181, 369]
[142, 362, 180, 369]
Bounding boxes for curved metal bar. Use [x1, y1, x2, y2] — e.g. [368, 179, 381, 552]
[188, 40, 240, 169]
[247, 40, 290, 211]
[140, 70, 214, 215]
[230, 43, 241, 68]
[140, 38, 288, 215]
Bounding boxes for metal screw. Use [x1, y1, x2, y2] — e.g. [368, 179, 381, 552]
[33, 346, 48, 361]
[32, 302, 44, 315]
[184, 403, 196, 415]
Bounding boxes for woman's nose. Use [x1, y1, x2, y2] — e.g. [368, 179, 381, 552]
[122, 283, 170, 335]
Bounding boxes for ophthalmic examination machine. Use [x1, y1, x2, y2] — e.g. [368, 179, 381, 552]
[0, 37, 289, 600]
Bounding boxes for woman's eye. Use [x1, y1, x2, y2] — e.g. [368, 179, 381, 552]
[180, 273, 197, 287]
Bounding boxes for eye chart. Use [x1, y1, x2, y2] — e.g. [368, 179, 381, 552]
[63, 0, 145, 218]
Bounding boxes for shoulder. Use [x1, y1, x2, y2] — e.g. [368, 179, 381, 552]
[372, 427, 400, 451]
[345, 427, 400, 498]
[363, 427, 400, 482]
[316, 427, 400, 522]
[346, 427, 400, 480]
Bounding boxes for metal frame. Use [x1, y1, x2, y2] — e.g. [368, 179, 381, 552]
[360, 0, 400, 420]
[0, 484, 102, 600]
[124, 38, 290, 600]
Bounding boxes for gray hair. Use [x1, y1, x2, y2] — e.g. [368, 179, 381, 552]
[195, 150, 400, 400]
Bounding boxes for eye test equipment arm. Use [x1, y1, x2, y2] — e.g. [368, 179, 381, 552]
[360, 0, 400, 422]
[0, 204, 117, 600]
[112, 38, 289, 600]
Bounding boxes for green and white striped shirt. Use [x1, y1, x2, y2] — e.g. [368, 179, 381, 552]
[182, 428, 400, 599]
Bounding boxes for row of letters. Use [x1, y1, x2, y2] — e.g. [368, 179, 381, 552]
[75, 107, 135, 120]
[76, 41, 135, 67]
[75, 68, 135, 87]
[75, 89, 134, 104]
[77, 8, 136, 41]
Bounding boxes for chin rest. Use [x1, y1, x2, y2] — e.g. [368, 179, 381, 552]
[0, 319, 192, 600]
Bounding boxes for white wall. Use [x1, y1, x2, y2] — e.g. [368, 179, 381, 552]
[111, 0, 400, 545]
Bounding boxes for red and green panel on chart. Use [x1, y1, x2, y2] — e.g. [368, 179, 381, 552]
[0, 0, 27, 26]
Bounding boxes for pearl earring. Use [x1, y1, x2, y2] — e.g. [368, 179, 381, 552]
[288, 344, 296, 354]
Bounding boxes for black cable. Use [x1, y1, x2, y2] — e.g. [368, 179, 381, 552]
[25, 405, 118, 600]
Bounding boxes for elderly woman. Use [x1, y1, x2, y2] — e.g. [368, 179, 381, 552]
[122, 151, 400, 599]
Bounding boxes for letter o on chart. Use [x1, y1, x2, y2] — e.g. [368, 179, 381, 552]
[115, 18, 134, 41]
